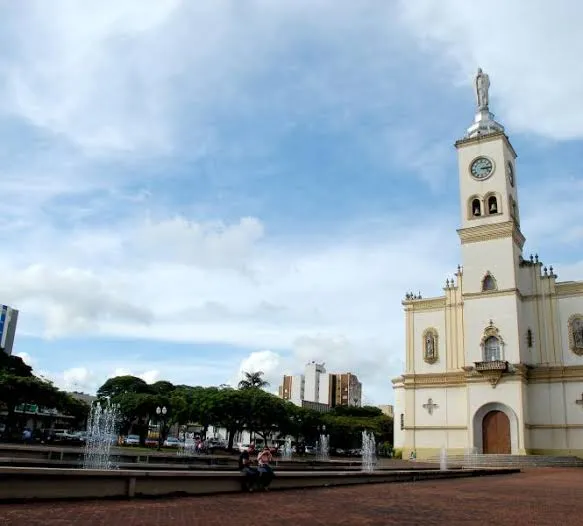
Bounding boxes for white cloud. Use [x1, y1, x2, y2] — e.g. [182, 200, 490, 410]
[2, 265, 153, 338]
[233, 350, 284, 389]
[2, 212, 456, 403]
[397, 0, 583, 139]
[132, 216, 265, 269]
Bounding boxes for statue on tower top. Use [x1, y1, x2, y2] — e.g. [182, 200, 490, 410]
[475, 68, 490, 111]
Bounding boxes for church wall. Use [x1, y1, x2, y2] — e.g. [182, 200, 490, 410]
[518, 298, 539, 365]
[461, 237, 519, 294]
[526, 380, 583, 456]
[401, 385, 468, 458]
[393, 385, 405, 449]
[412, 309, 447, 373]
[558, 295, 583, 365]
[517, 263, 538, 296]
[463, 295, 521, 363]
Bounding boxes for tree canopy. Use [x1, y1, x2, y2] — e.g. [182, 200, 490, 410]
[237, 371, 269, 390]
[0, 353, 90, 438]
[92, 368, 393, 451]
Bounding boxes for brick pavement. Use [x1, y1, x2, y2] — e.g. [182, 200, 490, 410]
[0, 468, 581, 525]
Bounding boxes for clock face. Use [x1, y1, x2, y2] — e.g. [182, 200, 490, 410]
[470, 157, 494, 180]
[506, 161, 514, 187]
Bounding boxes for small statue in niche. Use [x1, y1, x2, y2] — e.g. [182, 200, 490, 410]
[573, 317, 583, 348]
[424, 331, 437, 363]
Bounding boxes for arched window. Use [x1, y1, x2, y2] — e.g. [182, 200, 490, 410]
[484, 336, 501, 361]
[487, 195, 498, 214]
[471, 198, 482, 217]
[482, 272, 497, 291]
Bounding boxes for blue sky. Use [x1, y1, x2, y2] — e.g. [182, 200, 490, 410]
[1, 1, 583, 404]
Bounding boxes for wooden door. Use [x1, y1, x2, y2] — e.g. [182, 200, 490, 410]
[482, 410, 511, 454]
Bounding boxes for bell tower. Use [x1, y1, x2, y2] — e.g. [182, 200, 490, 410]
[455, 68, 525, 295]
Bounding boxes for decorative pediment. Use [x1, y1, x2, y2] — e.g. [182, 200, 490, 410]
[422, 327, 439, 364]
[480, 320, 505, 347]
[568, 314, 583, 356]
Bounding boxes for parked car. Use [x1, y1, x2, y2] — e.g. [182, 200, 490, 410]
[163, 437, 181, 448]
[145, 437, 158, 448]
[124, 434, 140, 446]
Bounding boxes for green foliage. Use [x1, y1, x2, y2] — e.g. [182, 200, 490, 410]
[237, 371, 269, 390]
[96, 375, 150, 399]
[330, 405, 383, 418]
[83, 373, 394, 451]
[0, 353, 33, 377]
[0, 354, 90, 436]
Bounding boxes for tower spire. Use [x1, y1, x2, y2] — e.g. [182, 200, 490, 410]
[465, 67, 504, 139]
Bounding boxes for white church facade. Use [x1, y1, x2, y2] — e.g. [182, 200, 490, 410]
[393, 69, 583, 458]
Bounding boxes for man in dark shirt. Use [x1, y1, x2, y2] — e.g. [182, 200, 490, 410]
[238, 449, 259, 492]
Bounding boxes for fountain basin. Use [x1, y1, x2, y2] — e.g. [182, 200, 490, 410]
[0, 466, 520, 502]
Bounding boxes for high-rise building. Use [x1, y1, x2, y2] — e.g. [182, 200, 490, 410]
[0, 305, 19, 356]
[329, 373, 362, 408]
[278, 362, 362, 408]
[278, 374, 304, 405]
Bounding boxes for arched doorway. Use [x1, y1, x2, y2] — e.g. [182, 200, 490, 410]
[482, 410, 511, 454]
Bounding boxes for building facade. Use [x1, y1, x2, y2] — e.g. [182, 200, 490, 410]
[0, 305, 18, 356]
[393, 69, 583, 459]
[329, 373, 362, 408]
[378, 405, 394, 418]
[278, 362, 362, 408]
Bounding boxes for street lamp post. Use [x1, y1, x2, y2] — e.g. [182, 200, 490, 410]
[156, 406, 167, 451]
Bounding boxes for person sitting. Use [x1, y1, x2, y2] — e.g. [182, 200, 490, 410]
[256, 446, 275, 491]
[238, 448, 259, 492]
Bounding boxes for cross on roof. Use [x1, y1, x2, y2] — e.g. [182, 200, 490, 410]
[423, 398, 439, 415]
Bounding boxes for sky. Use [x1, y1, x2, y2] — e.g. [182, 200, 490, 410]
[1, 1, 583, 405]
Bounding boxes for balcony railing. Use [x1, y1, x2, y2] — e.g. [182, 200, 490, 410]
[474, 360, 508, 372]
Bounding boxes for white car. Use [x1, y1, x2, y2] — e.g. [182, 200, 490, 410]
[237, 443, 252, 452]
[163, 437, 181, 448]
[124, 434, 140, 446]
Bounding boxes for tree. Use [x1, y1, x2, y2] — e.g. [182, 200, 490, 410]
[242, 389, 289, 444]
[0, 374, 63, 437]
[96, 375, 151, 400]
[0, 353, 33, 377]
[331, 405, 383, 418]
[238, 371, 269, 390]
[211, 388, 247, 450]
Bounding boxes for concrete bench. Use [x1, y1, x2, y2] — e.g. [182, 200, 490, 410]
[0, 466, 520, 501]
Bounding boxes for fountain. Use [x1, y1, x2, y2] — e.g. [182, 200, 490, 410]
[361, 430, 376, 472]
[464, 446, 478, 468]
[317, 434, 330, 462]
[439, 445, 448, 471]
[281, 437, 293, 461]
[178, 432, 197, 456]
[83, 401, 119, 470]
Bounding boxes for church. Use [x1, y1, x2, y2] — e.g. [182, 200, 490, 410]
[392, 69, 583, 458]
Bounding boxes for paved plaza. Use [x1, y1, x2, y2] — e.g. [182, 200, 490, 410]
[0, 468, 581, 525]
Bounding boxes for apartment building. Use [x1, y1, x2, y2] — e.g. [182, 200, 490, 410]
[278, 362, 362, 408]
